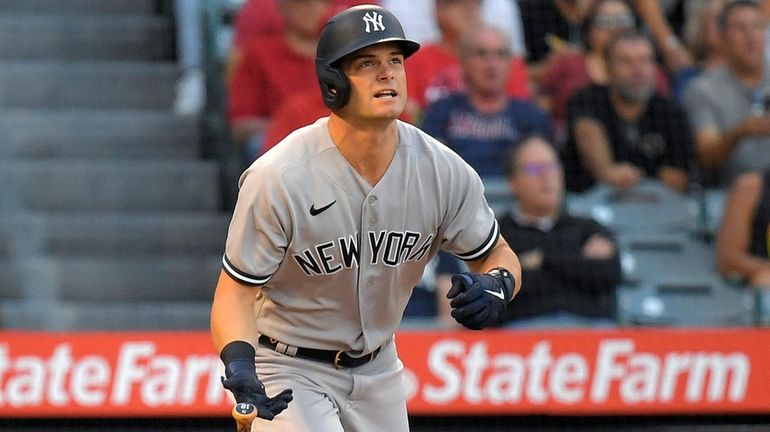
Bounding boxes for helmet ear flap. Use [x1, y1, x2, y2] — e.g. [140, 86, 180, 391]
[318, 66, 350, 110]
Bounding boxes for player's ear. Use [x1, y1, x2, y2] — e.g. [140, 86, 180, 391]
[318, 66, 350, 109]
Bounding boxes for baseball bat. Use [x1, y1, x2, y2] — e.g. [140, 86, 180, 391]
[232, 402, 257, 432]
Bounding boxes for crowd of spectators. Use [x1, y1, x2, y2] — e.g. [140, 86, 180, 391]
[212, 0, 770, 327]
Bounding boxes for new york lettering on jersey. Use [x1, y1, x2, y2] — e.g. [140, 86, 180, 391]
[292, 230, 434, 276]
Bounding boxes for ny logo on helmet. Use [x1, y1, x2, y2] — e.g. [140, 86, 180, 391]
[362, 11, 385, 33]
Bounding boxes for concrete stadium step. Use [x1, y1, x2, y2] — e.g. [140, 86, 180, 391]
[0, 300, 211, 330]
[0, 160, 220, 212]
[0, 213, 45, 258]
[0, 110, 200, 159]
[0, 0, 158, 15]
[54, 256, 220, 302]
[0, 15, 173, 60]
[0, 258, 56, 299]
[40, 213, 229, 257]
[0, 61, 178, 109]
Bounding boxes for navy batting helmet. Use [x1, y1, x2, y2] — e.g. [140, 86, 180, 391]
[315, 5, 420, 109]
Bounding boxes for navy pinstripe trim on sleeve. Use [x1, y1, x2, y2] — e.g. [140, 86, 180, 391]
[455, 219, 500, 261]
[222, 255, 271, 286]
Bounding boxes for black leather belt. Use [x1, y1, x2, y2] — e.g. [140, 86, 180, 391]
[258, 335, 381, 369]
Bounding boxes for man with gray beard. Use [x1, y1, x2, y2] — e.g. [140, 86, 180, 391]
[563, 30, 694, 193]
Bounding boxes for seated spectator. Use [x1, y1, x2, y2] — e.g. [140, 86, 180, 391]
[683, 0, 770, 187]
[499, 134, 622, 326]
[538, 0, 671, 138]
[564, 30, 694, 193]
[421, 25, 551, 177]
[405, 0, 530, 121]
[717, 170, 770, 288]
[227, 0, 333, 161]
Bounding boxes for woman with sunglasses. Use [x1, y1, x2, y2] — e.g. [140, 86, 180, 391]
[537, 0, 671, 141]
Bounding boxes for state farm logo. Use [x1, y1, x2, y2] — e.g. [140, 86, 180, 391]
[0, 342, 225, 408]
[405, 338, 750, 406]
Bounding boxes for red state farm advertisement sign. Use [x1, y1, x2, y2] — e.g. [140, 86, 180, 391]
[0, 329, 769, 417]
[0, 332, 230, 417]
[399, 329, 770, 415]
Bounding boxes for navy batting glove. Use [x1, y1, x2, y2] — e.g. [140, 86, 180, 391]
[447, 268, 515, 330]
[220, 341, 293, 421]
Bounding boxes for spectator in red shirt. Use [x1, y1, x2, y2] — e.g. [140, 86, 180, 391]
[227, 0, 333, 161]
[404, 0, 530, 121]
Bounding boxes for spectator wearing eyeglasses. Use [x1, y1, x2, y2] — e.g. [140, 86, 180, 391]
[421, 25, 551, 177]
[498, 134, 622, 327]
[563, 30, 694, 193]
[536, 0, 671, 141]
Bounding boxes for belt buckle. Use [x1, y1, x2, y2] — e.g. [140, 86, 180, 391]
[333, 350, 345, 369]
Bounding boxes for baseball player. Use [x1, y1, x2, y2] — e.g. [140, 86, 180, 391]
[210, 5, 522, 431]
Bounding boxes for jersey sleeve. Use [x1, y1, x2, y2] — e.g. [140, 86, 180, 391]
[440, 157, 500, 261]
[222, 167, 290, 286]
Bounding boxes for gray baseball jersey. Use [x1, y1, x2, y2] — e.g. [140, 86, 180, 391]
[222, 117, 498, 355]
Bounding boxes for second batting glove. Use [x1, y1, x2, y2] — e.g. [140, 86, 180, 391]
[220, 341, 293, 421]
[447, 268, 515, 330]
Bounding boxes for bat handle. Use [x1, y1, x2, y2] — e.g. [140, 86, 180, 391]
[232, 402, 257, 432]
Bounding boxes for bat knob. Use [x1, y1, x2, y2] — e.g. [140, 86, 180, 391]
[235, 402, 256, 416]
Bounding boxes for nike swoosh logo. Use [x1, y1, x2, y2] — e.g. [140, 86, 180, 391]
[484, 288, 506, 300]
[310, 200, 336, 216]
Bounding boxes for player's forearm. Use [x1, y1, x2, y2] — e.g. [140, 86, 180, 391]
[211, 270, 260, 353]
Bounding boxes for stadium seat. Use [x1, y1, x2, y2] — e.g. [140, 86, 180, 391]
[616, 233, 755, 326]
[566, 179, 697, 235]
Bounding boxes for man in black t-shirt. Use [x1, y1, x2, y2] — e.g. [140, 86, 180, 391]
[563, 30, 694, 193]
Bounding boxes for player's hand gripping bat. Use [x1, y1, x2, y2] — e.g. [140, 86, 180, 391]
[232, 402, 257, 432]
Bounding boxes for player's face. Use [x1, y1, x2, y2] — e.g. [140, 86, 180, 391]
[340, 42, 407, 122]
[509, 138, 563, 216]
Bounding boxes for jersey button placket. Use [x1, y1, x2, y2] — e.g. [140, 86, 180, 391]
[368, 195, 378, 226]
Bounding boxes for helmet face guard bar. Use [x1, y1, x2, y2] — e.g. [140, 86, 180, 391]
[315, 5, 420, 109]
